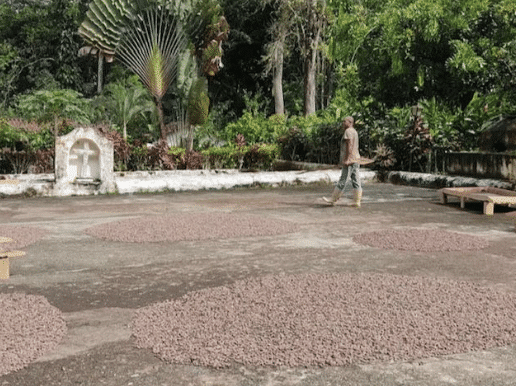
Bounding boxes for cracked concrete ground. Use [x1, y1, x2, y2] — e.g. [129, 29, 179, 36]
[1, 181, 516, 386]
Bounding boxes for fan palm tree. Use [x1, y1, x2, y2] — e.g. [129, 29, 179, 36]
[80, 0, 191, 141]
[115, 6, 189, 141]
[79, 0, 228, 143]
[78, 0, 140, 93]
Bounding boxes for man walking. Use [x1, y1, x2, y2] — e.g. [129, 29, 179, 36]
[323, 116, 362, 207]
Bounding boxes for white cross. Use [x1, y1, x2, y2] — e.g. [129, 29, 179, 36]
[72, 141, 97, 178]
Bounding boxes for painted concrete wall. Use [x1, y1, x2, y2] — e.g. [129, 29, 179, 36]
[445, 152, 516, 181]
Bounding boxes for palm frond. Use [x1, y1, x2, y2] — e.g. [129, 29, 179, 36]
[116, 6, 188, 101]
[78, 0, 139, 56]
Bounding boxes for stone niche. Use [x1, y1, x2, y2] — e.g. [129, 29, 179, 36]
[54, 126, 115, 195]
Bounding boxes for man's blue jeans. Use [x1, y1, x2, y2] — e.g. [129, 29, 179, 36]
[336, 163, 361, 191]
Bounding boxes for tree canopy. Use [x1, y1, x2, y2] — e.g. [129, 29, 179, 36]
[328, 0, 516, 108]
[1, 0, 515, 154]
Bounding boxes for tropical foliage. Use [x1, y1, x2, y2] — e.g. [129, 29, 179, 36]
[1, 0, 516, 175]
[0, 0, 94, 109]
[15, 89, 92, 137]
[100, 76, 156, 140]
[328, 0, 516, 109]
[78, 0, 228, 141]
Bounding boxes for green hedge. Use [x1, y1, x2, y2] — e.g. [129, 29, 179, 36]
[201, 146, 243, 169]
[0, 118, 55, 151]
[222, 112, 287, 144]
[200, 144, 279, 170]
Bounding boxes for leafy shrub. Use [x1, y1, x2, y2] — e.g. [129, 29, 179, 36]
[32, 149, 54, 173]
[0, 118, 28, 150]
[0, 149, 35, 174]
[244, 143, 280, 170]
[0, 147, 53, 174]
[168, 146, 186, 163]
[126, 141, 177, 171]
[0, 118, 57, 174]
[308, 122, 342, 164]
[201, 146, 240, 169]
[127, 146, 150, 171]
[148, 140, 175, 170]
[287, 114, 331, 136]
[180, 150, 204, 170]
[15, 89, 92, 135]
[0, 118, 53, 150]
[98, 76, 156, 141]
[223, 112, 287, 145]
[278, 127, 312, 162]
[372, 144, 396, 171]
[0, 153, 9, 174]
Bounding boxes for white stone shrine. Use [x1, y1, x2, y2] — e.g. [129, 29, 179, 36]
[54, 126, 115, 195]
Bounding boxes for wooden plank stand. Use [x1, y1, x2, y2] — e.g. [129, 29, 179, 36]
[440, 187, 516, 215]
[0, 255, 9, 280]
[0, 237, 26, 280]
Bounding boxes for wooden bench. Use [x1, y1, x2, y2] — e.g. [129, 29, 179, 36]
[440, 187, 516, 215]
[0, 179, 20, 185]
[507, 212, 516, 231]
[0, 237, 26, 280]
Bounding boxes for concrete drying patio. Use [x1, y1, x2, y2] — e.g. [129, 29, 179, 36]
[1, 180, 516, 386]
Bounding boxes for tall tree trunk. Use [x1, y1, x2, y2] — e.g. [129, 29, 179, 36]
[303, 1, 321, 117]
[304, 48, 317, 116]
[319, 52, 325, 110]
[97, 53, 104, 95]
[186, 124, 194, 152]
[157, 99, 167, 142]
[273, 55, 285, 116]
[272, 33, 285, 116]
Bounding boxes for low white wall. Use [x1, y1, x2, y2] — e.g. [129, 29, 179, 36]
[0, 169, 377, 197]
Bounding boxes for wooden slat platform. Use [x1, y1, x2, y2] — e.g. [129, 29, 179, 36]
[440, 187, 516, 215]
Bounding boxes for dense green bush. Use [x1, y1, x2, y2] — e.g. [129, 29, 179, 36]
[95, 124, 132, 171]
[126, 141, 176, 171]
[96, 76, 156, 141]
[308, 123, 342, 164]
[0, 118, 30, 150]
[278, 123, 341, 165]
[127, 146, 150, 171]
[223, 112, 287, 145]
[168, 146, 186, 161]
[243, 143, 280, 170]
[201, 146, 242, 169]
[0, 118, 55, 151]
[0, 118, 56, 174]
[278, 127, 312, 162]
[15, 89, 92, 134]
[3, 84, 514, 176]
[0, 121, 56, 174]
